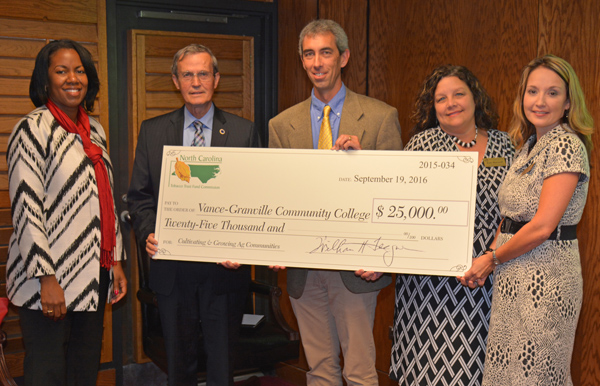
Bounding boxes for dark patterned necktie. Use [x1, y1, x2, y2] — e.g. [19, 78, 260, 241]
[192, 120, 206, 147]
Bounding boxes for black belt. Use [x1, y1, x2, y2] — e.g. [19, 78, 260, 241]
[500, 217, 577, 241]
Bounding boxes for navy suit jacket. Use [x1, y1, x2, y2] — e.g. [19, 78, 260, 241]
[128, 106, 259, 296]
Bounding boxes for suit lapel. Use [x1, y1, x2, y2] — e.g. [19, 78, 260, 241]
[339, 90, 366, 140]
[167, 107, 185, 146]
[287, 98, 314, 149]
[211, 106, 228, 147]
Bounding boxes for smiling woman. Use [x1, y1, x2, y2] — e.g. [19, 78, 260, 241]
[7, 39, 127, 386]
[522, 67, 570, 136]
[390, 65, 514, 386]
[462, 55, 594, 386]
[46, 48, 89, 122]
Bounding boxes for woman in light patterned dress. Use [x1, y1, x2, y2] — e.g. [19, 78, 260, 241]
[462, 55, 593, 385]
[390, 65, 513, 386]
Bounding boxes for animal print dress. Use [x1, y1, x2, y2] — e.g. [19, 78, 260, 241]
[482, 125, 589, 386]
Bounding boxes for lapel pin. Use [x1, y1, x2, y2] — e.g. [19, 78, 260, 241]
[220, 128, 226, 135]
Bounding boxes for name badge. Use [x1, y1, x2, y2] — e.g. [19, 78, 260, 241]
[483, 157, 507, 167]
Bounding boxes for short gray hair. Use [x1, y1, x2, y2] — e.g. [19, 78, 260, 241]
[171, 44, 219, 76]
[298, 19, 349, 57]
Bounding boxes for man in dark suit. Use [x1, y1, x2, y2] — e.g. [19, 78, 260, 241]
[269, 20, 402, 385]
[128, 44, 258, 386]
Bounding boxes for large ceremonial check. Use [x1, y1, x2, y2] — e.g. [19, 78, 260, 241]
[154, 146, 478, 276]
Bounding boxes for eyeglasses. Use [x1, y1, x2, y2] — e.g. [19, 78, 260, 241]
[179, 71, 215, 82]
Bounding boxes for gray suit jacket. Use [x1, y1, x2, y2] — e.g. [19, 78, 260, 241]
[268, 89, 402, 298]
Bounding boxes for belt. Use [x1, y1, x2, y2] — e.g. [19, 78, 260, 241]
[500, 217, 577, 241]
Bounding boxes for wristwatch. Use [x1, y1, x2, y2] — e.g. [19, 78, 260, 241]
[485, 248, 501, 266]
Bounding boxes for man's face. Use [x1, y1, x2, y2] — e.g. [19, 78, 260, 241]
[172, 52, 220, 117]
[301, 32, 349, 102]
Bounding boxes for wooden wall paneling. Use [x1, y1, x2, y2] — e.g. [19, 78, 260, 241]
[319, 0, 368, 95]
[242, 39, 255, 121]
[0, 19, 98, 42]
[0, 0, 97, 23]
[537, 1, 600, 384]
[368, 0, 537, 145]
[276, 0, 318, 113]
[96, 0, 110, 139]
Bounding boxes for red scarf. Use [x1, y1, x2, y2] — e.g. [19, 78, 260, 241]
[46, 100, 116, 270]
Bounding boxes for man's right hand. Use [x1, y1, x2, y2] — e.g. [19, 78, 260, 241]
[146, 233, 158, 258]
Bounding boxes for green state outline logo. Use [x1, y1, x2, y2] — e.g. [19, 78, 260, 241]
[167, 150, 222, 185]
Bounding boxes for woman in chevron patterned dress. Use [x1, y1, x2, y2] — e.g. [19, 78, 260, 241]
[390, 65, 513, 386]
[461, 55, 592, 386]
[7, 40, 127, 386]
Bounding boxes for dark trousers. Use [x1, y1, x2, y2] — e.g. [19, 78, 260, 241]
[156, 262, 247, 386]
[19, 268, 109, 386]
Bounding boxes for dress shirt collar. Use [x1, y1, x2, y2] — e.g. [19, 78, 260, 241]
[310, 83, 346, 119]
[184, 103, 215, 130]
[183, 103, 214, 147]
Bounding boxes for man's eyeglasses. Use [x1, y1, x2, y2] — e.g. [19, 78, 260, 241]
[179, 71, 214, 82]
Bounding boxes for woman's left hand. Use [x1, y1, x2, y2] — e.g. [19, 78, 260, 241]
[457, 253, 495, 289]
[111, 261, 128, 304]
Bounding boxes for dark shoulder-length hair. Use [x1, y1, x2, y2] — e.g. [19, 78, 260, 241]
[411, 65, 499, 135]
[29, 39, 99, 113]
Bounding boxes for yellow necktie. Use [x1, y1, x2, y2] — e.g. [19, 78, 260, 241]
[318, 105, 332, 149]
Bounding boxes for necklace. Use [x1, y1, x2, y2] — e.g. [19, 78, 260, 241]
[449, 127, 478, 148]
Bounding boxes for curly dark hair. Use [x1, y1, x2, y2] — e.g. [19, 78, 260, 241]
[29, 39, 99, 113]
[411, 65, 498, 134]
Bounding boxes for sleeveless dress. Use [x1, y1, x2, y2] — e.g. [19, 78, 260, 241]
[482, 125, 589, 386]
[390, 127, 514, 385]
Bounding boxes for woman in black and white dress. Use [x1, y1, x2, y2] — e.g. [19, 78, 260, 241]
[390, 65, 513, 386]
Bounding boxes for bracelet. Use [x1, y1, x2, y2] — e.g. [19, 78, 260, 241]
[485, 248, 501, 266]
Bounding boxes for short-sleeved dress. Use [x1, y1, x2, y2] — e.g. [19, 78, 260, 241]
[390, 127, 514, 385]
[482, 125, 589, 386]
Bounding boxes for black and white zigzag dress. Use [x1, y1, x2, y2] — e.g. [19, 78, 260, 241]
[390, 127, 513, 386]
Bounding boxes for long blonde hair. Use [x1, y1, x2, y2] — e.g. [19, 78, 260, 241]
[509, 55, 593, 155]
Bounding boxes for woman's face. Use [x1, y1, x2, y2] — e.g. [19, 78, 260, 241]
[47, 48, 88, 119]
[434, 76, 476, 133]
[523, 66, 570, 135]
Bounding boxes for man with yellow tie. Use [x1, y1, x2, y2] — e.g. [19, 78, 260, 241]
[268, 19, 402, 386]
